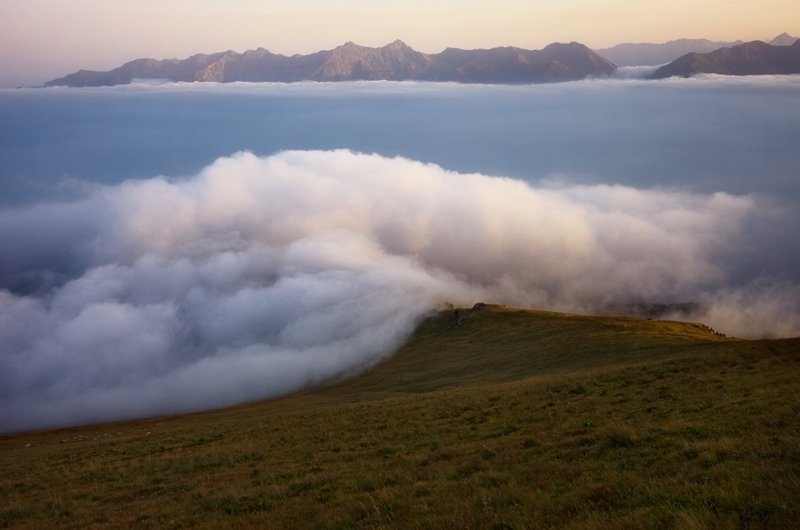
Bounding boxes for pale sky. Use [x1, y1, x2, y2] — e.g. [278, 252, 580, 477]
[1, 0, 798, 86]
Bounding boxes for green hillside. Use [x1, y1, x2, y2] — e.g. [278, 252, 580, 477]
[327, 305, 730, 397]
[2, 306, 799, 529]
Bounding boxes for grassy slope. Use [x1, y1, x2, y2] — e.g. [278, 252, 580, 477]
[1, 305, 799, 529]
[329, 306, 730, 396]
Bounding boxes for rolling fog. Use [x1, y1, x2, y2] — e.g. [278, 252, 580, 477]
[1, 77, 799, 432]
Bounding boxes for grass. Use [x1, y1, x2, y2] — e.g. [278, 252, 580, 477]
[1, 305, 798, 528]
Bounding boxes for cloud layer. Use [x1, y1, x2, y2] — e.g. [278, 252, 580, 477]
[6, 77, 800, 209]
[1, 150, 797, 432]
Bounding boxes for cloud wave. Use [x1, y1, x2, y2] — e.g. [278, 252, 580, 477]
[1, 150, 797, 432]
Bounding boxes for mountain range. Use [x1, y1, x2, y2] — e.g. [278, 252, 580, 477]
[597, 32, 797, 66]
[44, 40, 616, 87]
[650, 39, 800, 78]
[43, 33, 800, 87]
[597, 38, 743, 67]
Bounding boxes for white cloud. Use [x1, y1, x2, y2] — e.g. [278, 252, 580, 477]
[0, 149, 796, 432]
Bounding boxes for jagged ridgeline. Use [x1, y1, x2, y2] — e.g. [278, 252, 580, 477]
[44, 40, 616, 86]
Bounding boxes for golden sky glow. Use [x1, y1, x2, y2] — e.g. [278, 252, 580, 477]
[1, 0, 798, 85]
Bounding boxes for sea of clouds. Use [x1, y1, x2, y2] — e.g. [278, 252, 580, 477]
[5, 76, 800, 207]
[1, 149, 798, 433]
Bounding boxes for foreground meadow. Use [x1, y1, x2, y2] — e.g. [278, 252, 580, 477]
[2, 306, 799, 528]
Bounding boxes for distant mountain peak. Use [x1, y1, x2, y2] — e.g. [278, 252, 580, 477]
[770, 32, 799, 46]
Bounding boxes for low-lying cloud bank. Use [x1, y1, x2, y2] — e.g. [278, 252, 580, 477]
[1, 150, 797, 432]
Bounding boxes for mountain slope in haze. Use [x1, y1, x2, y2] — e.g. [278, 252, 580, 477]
[770, 32, 800, 46]
[596, 38, 744, 66]
[2, 304, 799, 528]
[44, 40, 616, 86]
[650, 40, 800, 78]
[596, 32, 797, 66]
